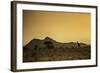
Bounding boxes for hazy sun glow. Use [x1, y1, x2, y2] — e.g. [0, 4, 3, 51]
[23, 10, 91, 46]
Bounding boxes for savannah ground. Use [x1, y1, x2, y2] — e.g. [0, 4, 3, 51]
[23, 46, 91, 62]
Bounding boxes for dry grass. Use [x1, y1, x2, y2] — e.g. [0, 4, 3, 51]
[23, 47, 91, 62]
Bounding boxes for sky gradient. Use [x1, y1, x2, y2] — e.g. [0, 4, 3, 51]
[23, 10, 91, 46]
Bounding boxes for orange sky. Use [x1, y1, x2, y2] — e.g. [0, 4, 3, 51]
[23, 10, 91, 46]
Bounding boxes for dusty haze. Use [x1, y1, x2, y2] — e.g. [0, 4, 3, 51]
[23, 10, 91, 46]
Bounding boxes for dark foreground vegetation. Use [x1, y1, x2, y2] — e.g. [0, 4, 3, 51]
[23, 37, 91, 62]
[23, 47, 90, 62]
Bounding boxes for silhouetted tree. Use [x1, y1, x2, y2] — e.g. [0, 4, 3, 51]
[72, 46, 75, 49]
[77, 41, 80, 48]
[44, 41, 54, 48]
